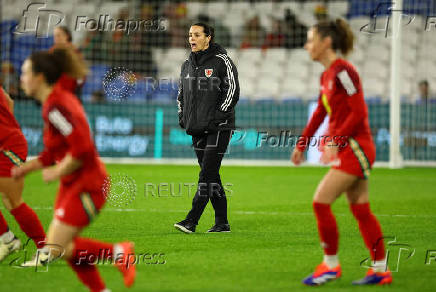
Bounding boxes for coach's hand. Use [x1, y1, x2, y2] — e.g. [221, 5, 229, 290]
[42, 167, 60, 183]
[291, 148, 304, 166]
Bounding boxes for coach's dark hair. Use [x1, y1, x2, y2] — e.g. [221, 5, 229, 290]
[56, 25, 72, 42]
[192, 22, 214, 43]
[314, 18, 354, 56]
[29, 48, 88, 85]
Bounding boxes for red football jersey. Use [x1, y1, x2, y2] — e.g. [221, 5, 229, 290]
[297, 58, 374, 151]
[57, 73, 78, 93]
[0, 88, 25, 147]
[38, 83, 106, 186]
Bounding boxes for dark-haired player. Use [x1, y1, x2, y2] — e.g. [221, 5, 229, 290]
[12, 48, 135, 291]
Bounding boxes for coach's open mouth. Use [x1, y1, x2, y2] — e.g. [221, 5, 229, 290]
[190, 43, 196, 49]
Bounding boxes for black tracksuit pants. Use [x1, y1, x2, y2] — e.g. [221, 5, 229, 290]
[185, 130, 231, 225]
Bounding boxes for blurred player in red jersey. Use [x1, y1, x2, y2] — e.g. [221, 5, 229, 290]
[0, 87, 46, 261]
[291, 19, 392, 286]
[51, 26, 85, 95]
[12, 48, 135, 291]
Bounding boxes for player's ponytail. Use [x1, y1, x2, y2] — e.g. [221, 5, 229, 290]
[29, 48, 88, 85]
[314, 18, 354, 56]
[334, 18, 354, 56]
[51, 47, 88, 79]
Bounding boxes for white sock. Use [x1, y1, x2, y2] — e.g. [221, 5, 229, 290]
[0, 230, 14, 243]
[323, 254, 339, 269]
[372, 258, 387, 273]
[113, 244, 123, 258]
[39, 246, 50, 255]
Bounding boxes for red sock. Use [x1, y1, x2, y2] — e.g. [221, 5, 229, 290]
[10, 203, 46, 248]
[71, 237, 114, 265]
[68, 260, 106, 292]
[0, 211, 9, 235]
[350, 203, 385, 261]
[313, 202, 339, 255]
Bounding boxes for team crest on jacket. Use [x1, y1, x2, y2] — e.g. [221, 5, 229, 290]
[205, 69, 213, 77]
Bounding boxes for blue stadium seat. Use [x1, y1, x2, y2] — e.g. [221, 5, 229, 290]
[8, 34, 53, 75]
[150, 80, 178, 103]
[282, 97, 303, 104]
[1, 20, 18, 44]
[238, 97, 250, 104]
[1, 20, 18, 61]
[81, 64, 109, 101]
[366, 97, 382, 104]
[129, 78, 154, 102]
[0, 20, 18, 35]
[254, 98, 275, 104]
[348, 0, 432, 18]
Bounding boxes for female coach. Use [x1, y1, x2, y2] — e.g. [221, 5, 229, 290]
[291, 19, 392, 286]
[174, 23, 239, 233]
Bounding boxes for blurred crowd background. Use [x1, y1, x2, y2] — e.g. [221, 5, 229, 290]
[1, 0, 436, 104]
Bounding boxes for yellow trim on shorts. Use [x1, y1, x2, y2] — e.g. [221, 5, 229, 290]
[80, 193, 97, 222]
[349, 138, 371, 179]
[2, 150, 24, 166]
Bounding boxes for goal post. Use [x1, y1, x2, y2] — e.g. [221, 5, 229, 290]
[389, 0, 404, 168]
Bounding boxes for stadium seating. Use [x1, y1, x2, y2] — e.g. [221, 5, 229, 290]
[81, 64, 110, 101]
[2, 1, 435, 103]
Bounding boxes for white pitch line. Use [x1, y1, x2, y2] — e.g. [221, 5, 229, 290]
[3, 206, 435, 219]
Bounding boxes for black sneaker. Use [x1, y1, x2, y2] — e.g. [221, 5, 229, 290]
[174, 219, 196, 233]
[207, 223, 231, 233]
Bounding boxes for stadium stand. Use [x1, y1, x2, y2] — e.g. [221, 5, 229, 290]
[1, 0, 435, 103]
[0, 0, 435, 163]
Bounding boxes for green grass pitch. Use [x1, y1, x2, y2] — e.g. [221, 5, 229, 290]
[1, 165, 436, 291]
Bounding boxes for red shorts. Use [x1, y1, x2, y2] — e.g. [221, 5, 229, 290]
[0, 135, 27, 177]
[333, 137, 375, 179]
[54, 182, 107, 227]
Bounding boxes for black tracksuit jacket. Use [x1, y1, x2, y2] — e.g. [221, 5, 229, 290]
[177, 43, 239, 136]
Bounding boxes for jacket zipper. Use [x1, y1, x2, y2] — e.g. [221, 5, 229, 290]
[190, 66, 199, 132]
